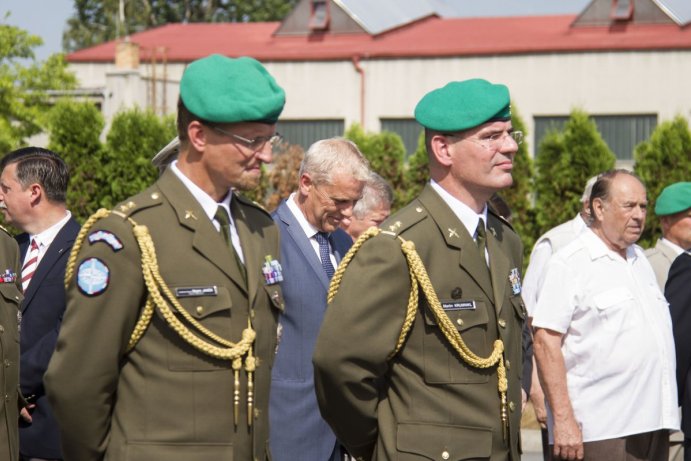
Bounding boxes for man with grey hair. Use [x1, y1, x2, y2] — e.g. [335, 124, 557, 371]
[522, 175, 598, 458]
[270, 137, 369, 461]
[341, 171, 393, 241]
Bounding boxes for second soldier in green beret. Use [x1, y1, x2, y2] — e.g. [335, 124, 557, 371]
[45, 54, 287, 461]
[313, 78, 526, 461]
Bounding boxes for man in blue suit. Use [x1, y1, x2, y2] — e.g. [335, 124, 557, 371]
[270, 138, 369, 461]
[0, 147, 80, 461]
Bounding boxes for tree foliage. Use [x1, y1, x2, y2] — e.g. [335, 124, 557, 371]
[634, 116, 691, 247]
[47, 99, 106, 221]
[102, 108, 176, 209]
[0, 23, 76, 152]
[534, 109, 616, 237]
[498, 109, 535, 257]
[400, 131, 430, 206]
[64, 0, 299, 52]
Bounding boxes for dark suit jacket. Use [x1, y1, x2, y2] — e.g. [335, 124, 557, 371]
[17, 216, 80, 459]
[313, 185, 525, 461]
[270, 199, 352, 461]
[667, 251, 691, 436]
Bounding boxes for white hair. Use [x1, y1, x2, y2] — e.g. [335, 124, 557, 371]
[353, 172, 393, 219]
[299, 137, 370, 184]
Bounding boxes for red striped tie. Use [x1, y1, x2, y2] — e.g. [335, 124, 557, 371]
[21, 239, 39, 291]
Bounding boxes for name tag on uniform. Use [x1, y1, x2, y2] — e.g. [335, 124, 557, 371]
[175, 286, 218, 298]
[441, 300, 476, 311]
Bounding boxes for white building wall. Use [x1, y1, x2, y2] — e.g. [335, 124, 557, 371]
[68, 49, 691, 155]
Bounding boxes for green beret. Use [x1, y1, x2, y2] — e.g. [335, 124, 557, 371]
[655, 182, 691, 215]
[414, 79, 511, 132]
[180, 54, 285, 124]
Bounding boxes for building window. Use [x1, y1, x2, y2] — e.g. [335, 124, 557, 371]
[276, 119, 344, 150]
[380, 118, 424, 157]
[534, 114, 657, 161]
[309, 0, 330, 31]
[611, 0, 634, 20]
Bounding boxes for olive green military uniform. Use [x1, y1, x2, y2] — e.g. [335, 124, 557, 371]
[45, 169, 284, 461]
[313, 185, 526, 461]
[0, 227, 22, 461]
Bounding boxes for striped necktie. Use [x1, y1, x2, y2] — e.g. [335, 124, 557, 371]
[315, 231, 335, 279]
[21, 238, 39, 291]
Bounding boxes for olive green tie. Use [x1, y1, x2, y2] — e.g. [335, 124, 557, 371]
[215, 206, 246, 282]
[476, 219, 489, 268]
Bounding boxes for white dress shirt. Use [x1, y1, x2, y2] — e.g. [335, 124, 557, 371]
[286, 193, 336, 268]
[532, 229, 679, 442]
[23, 211, 72, 267]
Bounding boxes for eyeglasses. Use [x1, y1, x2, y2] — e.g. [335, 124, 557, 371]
[313, 184, 359, 208]
[212, 126, 283, 151]
[445, 130, 523, 149]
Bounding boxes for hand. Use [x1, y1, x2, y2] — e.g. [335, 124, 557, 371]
[521, 389, 528, 412]
[20, 404, 35, 424]
[552, 415, 583, 460]
[530, 384, 548, 429]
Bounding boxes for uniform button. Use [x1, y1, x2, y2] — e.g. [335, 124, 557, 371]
[0, 325, 4, 333]
[4, 360, 10, 367]
[456, 318, 464, 327]
[498, 319, 507, 328]
[4, 394, 9, 402]
[442, 450, 450, 460]
[509, 401, 516, 412]
[250, 309, 256, 319]
[505, 360, 511, 370]
[196, 306, 204, 315]
[151, 192, 160, 199]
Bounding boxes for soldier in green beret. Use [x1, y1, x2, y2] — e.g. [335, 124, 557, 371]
[313, 78, 526, 461]
[45, 54, 287, 461]
[645, 181, 691, 288]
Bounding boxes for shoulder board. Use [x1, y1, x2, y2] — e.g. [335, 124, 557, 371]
[380, 201, 428, 237]
[0, 224, 12, 237]
[112, 187, 164, 218]
[234, 193, 272, 218]
[487, 206, 515, 231]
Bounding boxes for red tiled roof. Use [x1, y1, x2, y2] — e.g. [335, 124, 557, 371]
[67, 15, 691, 63]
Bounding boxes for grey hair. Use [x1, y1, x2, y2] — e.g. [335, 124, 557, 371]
[580, 175, 599, 204]
[353, 172, 393, 219]
[298, 137, 370, 184]
[588, 169, 643, 218]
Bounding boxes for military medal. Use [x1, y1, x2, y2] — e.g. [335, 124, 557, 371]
[509, 268, 521, 295]
[262, 255, 283, 284]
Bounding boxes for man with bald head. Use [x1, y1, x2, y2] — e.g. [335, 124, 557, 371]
[533, 170, 679, 461]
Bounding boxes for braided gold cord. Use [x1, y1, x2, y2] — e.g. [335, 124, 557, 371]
[327, 225, 508, 424]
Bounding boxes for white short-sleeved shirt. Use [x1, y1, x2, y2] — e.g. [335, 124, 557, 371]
[522, 214, 587, 316]
[532, 229, 679, 442]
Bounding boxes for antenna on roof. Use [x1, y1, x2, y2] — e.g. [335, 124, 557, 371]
[117, 0, 129, 40]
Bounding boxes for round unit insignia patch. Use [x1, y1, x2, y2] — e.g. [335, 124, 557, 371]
[77, 258, 110, 296]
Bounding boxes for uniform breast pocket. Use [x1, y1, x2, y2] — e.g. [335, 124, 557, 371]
[593, 287, 638, 334]
[422, 301, 491, 384]
[164, 285, 233, 371]
[0, 283, 23, 342]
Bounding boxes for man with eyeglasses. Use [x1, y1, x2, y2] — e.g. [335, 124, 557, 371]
[313, 79, 526, 461]
[45, 54, 287, 461]
[270, 137, 369, 461]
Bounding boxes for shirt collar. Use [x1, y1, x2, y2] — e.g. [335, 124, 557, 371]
[660, 237, 686, 256]
[582, 228, 638, 262]
[170, 160, 233, 222]
[286, 192, 321, 239]
[430, 180, 488, 237]
[31, 211, 71, 249]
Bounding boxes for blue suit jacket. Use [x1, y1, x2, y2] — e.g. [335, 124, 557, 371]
[17, 217, 80, 459]
[270, 200, 352, 461]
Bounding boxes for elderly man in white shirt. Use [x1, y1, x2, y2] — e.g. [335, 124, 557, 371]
[533, 169, 679, 461]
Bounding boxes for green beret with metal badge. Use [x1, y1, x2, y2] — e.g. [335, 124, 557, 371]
[414, 78, 511, 132]
[180, 54, 285, 124]
[655, 182, 691, 215]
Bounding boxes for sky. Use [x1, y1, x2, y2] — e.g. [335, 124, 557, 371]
[2, 0, 591, 61]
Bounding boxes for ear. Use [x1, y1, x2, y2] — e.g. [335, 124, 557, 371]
[187, 121, 207, 152]
[28, 183, 43, 206]
[429, 134, 454, 167]
[298, 173, 313, 196]
[592, 197, 605, 222]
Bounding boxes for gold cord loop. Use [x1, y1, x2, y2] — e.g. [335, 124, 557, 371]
[65, 208, 258, 427]
[328, 225, 509, 438]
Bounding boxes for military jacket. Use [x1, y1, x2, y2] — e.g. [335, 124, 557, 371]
[313, 185, 525, 461]
[45, 169, 284, 461]
[0, 228, 22, 461]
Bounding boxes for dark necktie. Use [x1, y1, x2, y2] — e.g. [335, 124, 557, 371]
[476, 219, 489, 268]
[215, 206, 246, 281]
[315, 231, 335, 279]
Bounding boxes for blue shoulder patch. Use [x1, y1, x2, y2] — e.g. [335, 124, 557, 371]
[77, 258, 110, 296]
[88, 230, 124, 252]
